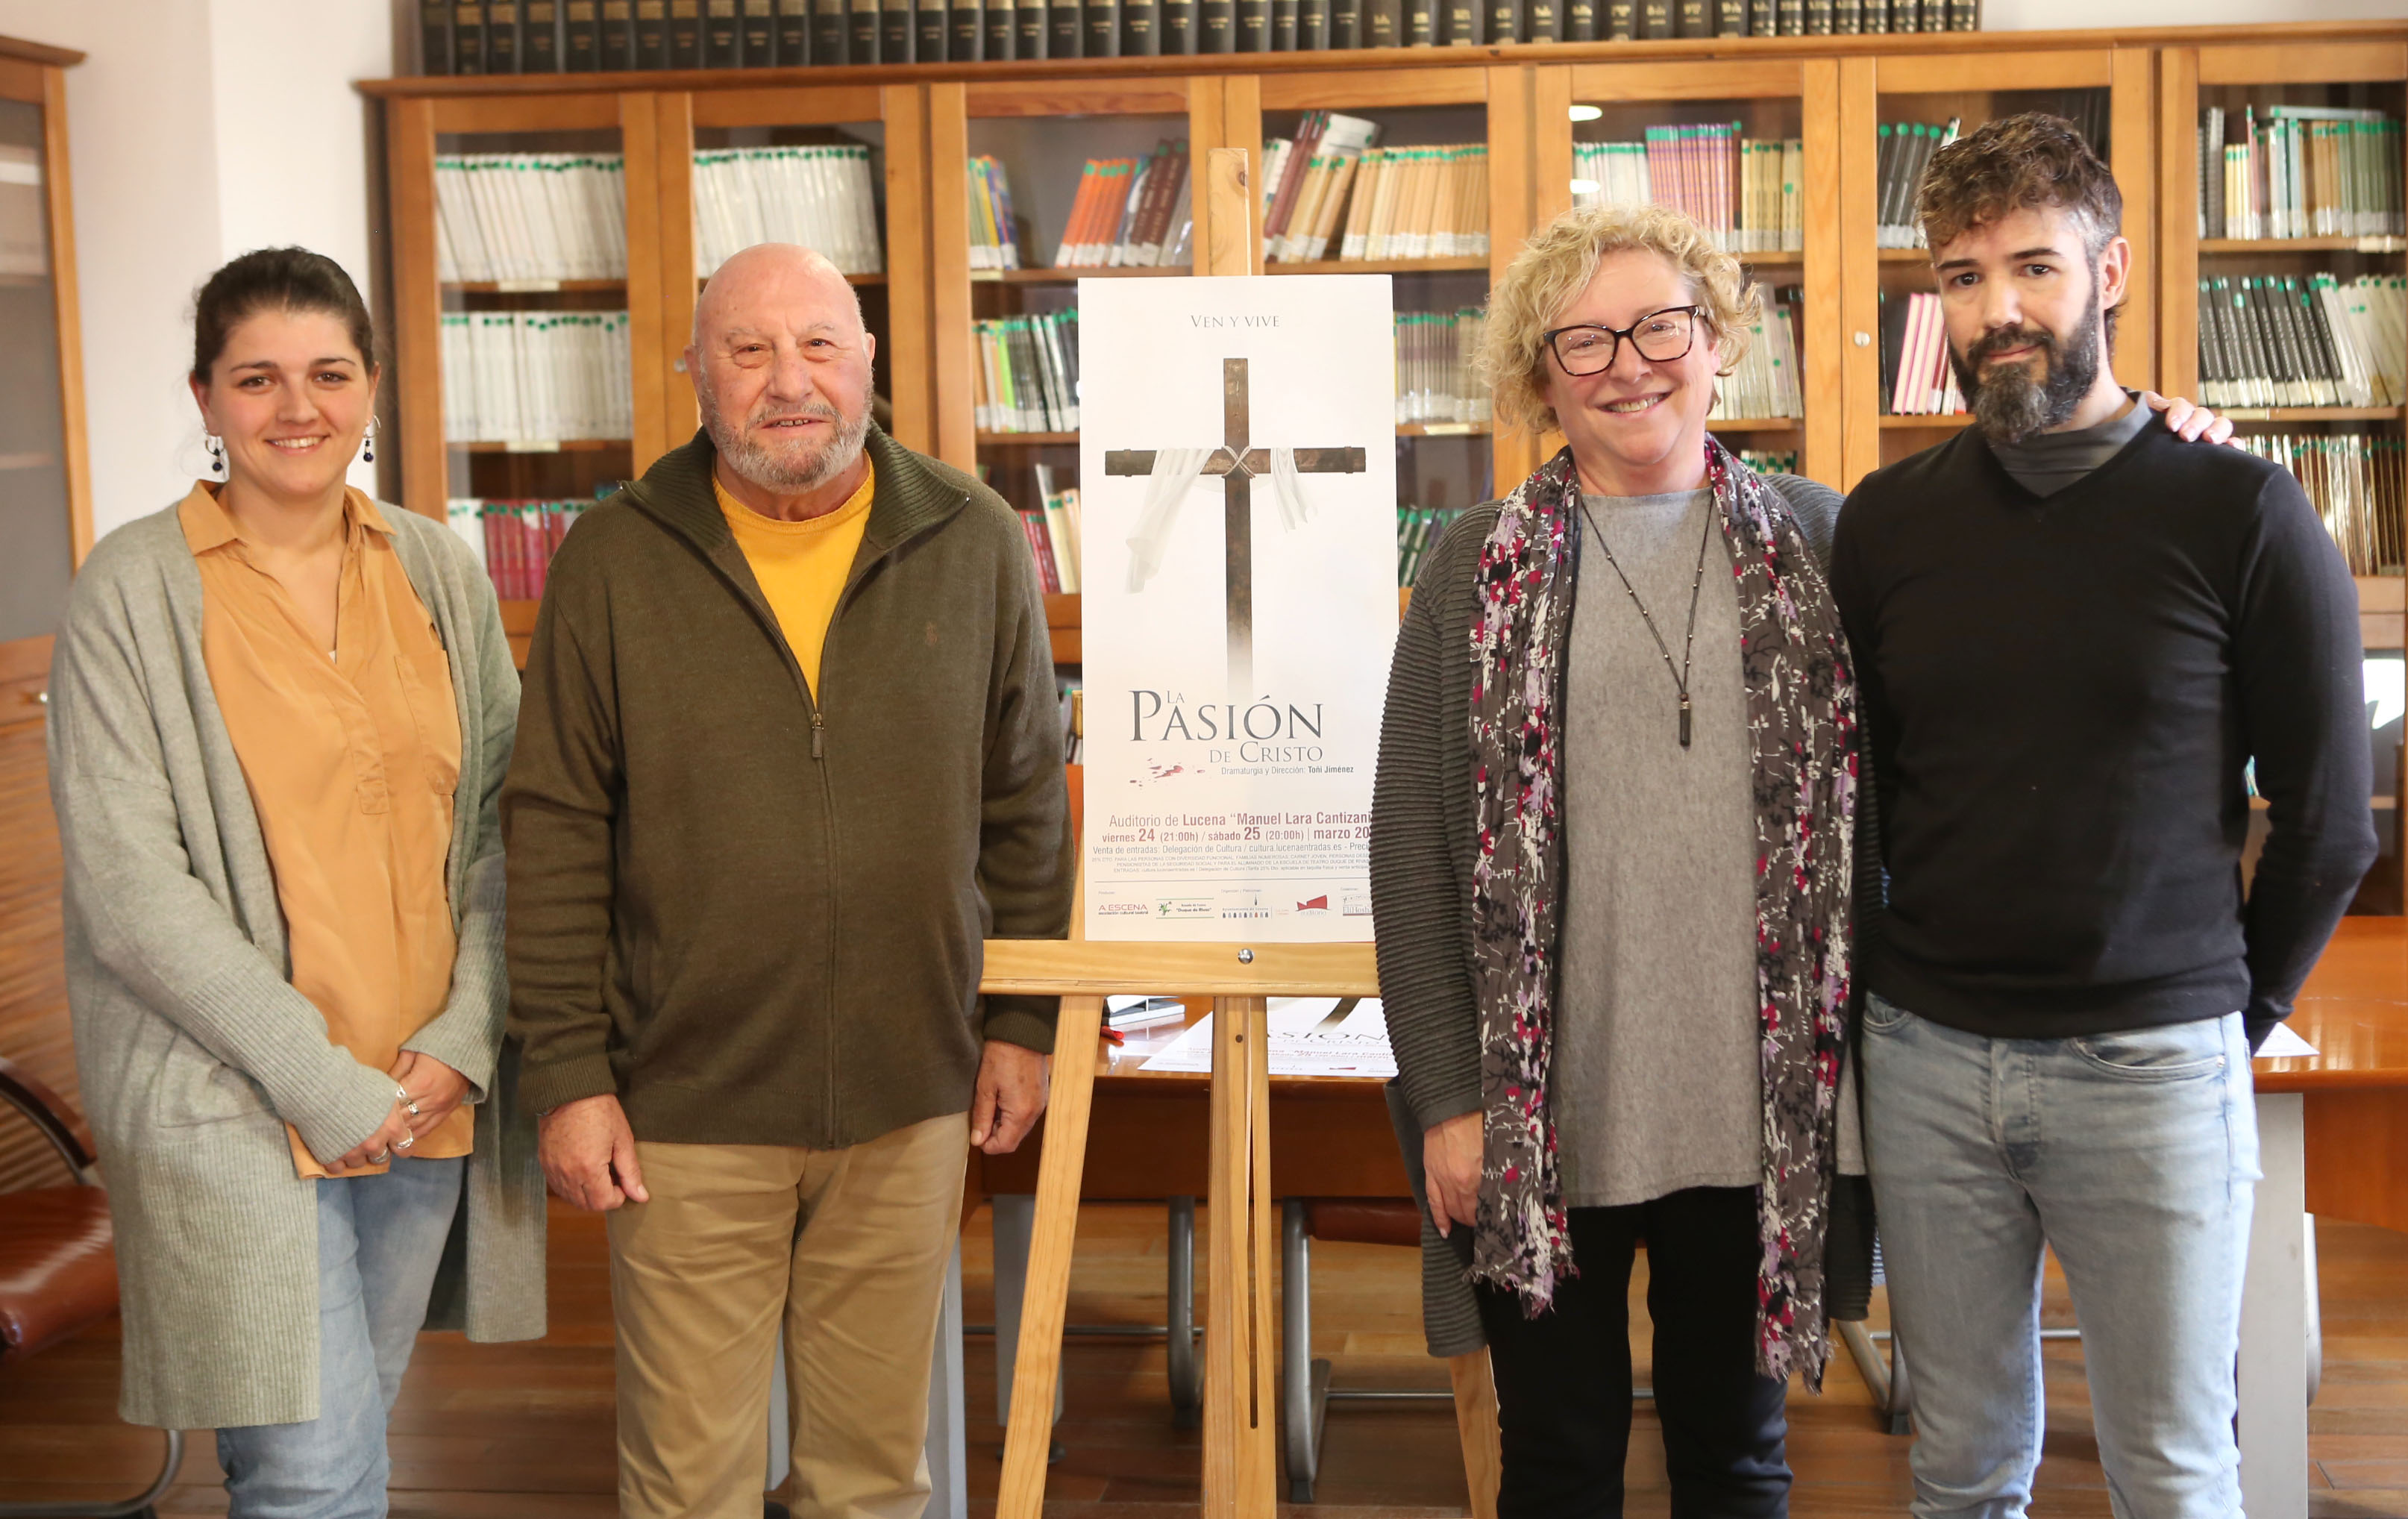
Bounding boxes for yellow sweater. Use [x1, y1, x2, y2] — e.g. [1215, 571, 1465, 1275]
[713, 463, 874, 697]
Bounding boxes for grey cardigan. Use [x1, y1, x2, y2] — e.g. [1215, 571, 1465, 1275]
[46, 498, 548, 1429]
[1373, 475, 1877, 1359]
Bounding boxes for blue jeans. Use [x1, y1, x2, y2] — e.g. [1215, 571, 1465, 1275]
[216, 1159, 465, 1519]
[1860, 995, 2258, 1519]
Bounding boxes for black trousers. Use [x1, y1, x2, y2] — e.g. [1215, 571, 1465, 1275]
[1473, 1186, 1790, 1519]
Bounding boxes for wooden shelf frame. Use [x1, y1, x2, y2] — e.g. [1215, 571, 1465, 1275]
[2156, 40, 2408, 419]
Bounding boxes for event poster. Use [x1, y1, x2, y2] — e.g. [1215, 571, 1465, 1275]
[1077, 275, 1397, 942]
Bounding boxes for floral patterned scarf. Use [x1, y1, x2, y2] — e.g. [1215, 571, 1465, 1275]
[1466, 439, 1859, 1387]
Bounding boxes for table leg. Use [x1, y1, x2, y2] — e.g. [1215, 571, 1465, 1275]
[2239, 1092, 2309, 1519]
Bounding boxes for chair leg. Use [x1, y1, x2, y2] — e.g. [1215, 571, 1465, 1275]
[1447, 1349, 1502, 1519]
[1167, 1194, 1201, 1429]
[0, 1426, 184, 1519]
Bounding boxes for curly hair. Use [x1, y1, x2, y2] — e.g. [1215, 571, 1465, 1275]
[1916, 112, 2122, 258]
[1478, 200, 1760, 436]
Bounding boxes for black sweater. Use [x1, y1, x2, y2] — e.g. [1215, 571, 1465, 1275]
[1831, 422, 2375, 1047]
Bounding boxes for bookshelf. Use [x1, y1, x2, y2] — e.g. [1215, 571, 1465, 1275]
[361, 22, 2408, 634]
[1539, 56, 1843, 482]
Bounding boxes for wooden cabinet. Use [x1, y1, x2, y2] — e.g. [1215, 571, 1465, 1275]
[0, 35, 84, 1193]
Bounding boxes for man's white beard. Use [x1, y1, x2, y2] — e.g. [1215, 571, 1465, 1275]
[700, 383, 871, 493]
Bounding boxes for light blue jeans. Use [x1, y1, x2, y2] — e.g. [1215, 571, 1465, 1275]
[216, 1158, 465, 1519]
[1860, 994, 2259, 1519]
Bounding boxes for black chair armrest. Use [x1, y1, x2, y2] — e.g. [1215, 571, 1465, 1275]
[0, 1055, 98, 1185]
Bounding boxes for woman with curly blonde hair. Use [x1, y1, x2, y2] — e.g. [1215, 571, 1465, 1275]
[1369, 200, 1866, 1517]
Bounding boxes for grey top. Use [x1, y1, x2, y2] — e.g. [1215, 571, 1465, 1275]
[1987, 392, 2151, 496]
[1557, 490, 1760, 1207]
[46, 499, 548, 1429]
[1370, 472, 1872, 1359]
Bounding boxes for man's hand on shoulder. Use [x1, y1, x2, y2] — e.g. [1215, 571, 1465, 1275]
[971, 1041, 1050, 1156]
[2140, 391, 2240, 448]
[537, 1093, 650, 1210]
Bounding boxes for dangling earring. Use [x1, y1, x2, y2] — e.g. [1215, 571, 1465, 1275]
[360, 417, 377, 465]
[204, 433, 225, 476]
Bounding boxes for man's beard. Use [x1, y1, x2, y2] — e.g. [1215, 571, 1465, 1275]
[697, 380, 870, 494]
[1949, 284, 2102, 445]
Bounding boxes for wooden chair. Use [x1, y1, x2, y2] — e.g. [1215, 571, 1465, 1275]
[0, 1056, 182, 1519]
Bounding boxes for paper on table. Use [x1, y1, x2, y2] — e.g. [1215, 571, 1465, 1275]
[2256, 1023, 2318, 1059]
[1140, 997, 1398, 1079]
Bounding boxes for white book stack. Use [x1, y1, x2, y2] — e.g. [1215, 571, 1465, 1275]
[440, 310, 634, 445]
[435, 154, 628, 285]
[692, 145, 883, 278]
[1709, 292, 1802, 420]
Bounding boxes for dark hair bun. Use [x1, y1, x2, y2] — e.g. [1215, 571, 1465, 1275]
[191, 247, 378, 384]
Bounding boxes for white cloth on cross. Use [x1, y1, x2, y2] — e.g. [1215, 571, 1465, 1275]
[1123, 446, 1316, 592]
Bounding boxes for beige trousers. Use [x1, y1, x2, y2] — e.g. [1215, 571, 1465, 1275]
[605, 1113, 969, 1519]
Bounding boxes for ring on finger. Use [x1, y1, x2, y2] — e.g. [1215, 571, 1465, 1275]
[404, 1100, 421, 1116]
[395, 1134, 415, 1150]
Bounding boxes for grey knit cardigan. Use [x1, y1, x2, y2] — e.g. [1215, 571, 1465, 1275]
[46, 498, 548, 1430]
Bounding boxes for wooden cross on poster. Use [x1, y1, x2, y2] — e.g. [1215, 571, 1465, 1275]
[1103, 356, 1367, 694]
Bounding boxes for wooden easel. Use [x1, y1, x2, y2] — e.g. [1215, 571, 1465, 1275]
[985, 146, 1384, 1519]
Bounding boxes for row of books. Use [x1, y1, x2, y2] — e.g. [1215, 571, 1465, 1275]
[976, 312, 1082, 433]
[2239, 434, 2406, 577]
[693, 146, 883, 277]
[1734, 448, 1799, 475]
[1261, 113, 1379, 262]
[1878, 289, 1964, 417]
[2198, 275, 2404, 413]
[1571, 131, 1805, 256]
[444, 498, 592, 601]
[436, 154, 629, 286]
[441, 311, 636, 443]
[1872, 119, 1959, 250]
[2198, 107, 2404, 243]
[1707, 291, 1802, 420]
[967, 157, 1026, 272]
[1018, 464, 1087, 592]
[1397, 504, 1468, 588]
[1274, 142, 1491, 263]
[1396, 310, 1491, 426]
[1054, 145, 1192, 267]
[416, 0, 1978, 73]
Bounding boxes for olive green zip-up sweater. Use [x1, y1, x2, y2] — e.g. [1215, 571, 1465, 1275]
[503, 426, 1072, 1147]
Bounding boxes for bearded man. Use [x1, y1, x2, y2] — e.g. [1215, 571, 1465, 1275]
[504, 243, 1071, 1519]
[1830, 115, 2375, 1519]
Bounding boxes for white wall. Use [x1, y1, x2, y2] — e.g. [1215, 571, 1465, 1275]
[0, 0, 390, 542]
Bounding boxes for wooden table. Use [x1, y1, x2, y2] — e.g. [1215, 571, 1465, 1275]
[2240, 916, 2408, 1519]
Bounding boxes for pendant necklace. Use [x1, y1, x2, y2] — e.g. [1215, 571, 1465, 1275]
[1576, 494, 1716, 748]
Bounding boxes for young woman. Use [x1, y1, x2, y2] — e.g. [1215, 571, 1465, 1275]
[47, 247, 543, 1517]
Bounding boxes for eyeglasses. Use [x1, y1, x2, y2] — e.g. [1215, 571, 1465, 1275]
[1543, 306, 1705, 378]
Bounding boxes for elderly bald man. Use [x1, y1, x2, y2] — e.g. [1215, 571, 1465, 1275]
[504, 243, 1072, 1519]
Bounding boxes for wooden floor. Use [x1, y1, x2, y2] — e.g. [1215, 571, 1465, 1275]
[1, 1200, 2403, 1517]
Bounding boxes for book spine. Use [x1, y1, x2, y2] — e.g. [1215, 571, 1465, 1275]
[1328, 0, 1360, 46]
[740, 0, 777, 60]
[1675, 0, 1707, 35]
[1274, 0, 1300, 48]
[1832, 0, 1857, 30]
[668, 0, 702, 63]
[1161, 0, 1197, 49]
[1775, 0, 1801, 33]
[1363, 0, 1399, 46]
[882, 0, 915, 57]
[489, 0, 523, 70]
[1124, 0, 1160, 51]
[984, 0, 1015, 56]
[564, 0, 601, 66]
[1049, 0, 1083, 52]
[1639, 0, 1670, 38]
[1712, 0, 1743, 31]
[813, 0, 848, 59]
[944, 0, 980, 54]
[705, 0, 741, 63]
[454, 0, 487, 71]
[1746, 0, 1773, 31]
[1297, 0, 1327, 48]
[1947, 0, 1972, 25]
[527, 0, 563, 66]
[601, 0, 636, 65]
[850, 0, 882, 60]
[1605, 0, 1633, 37]
[1236, 0, 1270, 50]
[1563, 0, 1593, 40]
[424, 0, 456, 71]
[1200, 0, 1236, 49]
[1804, 0, 1829, 32]
[1526, 0, 1558, 42]
[1086, 0, 1123, 52]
